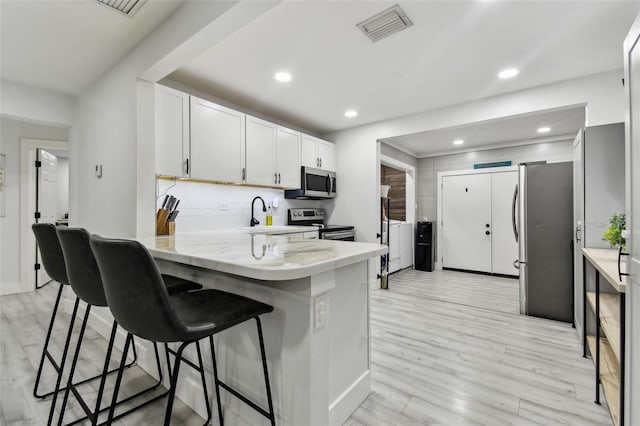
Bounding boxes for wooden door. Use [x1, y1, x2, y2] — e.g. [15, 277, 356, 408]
[245, 115, 276, 186]
[491, 171, 519, 275]
[276, 126, 300, 188]
[442, 173, 492, 273]
[190, 97, 245, 183]
[155, 85, 190, 177]
[36, 149, 57, 287]
[624, 15, 640, 426]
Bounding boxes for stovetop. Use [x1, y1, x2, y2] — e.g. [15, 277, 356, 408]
[287, 208, 354, 232]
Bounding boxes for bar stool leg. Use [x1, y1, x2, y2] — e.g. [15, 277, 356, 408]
[106, 333, 133, 424]
[209, 336, 224, 426]
[195, 341, 212, 425]
[91, 320, 119, 426]
[164, 341, 190, 426]
[256, 317, 276, 426]
[34, 283, 64, 398]
[56, 305, 92, 425]
[47, 296, 80, 426]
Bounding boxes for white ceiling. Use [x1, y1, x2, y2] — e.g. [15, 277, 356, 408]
[169, 0, 639, 134]
[383, 106, 586, 158]
[0, 0, 183, 95]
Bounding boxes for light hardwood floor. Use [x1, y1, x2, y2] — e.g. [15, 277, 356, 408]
[0, 269, 610, 425]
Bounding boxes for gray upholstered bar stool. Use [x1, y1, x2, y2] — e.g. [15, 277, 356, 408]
[89, 235, 276, 426]
[31, 224, 140, 426]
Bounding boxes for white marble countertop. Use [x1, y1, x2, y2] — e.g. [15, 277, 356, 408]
[137, 229, 387, 281]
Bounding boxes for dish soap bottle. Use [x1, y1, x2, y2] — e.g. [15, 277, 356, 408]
[266, 204, 273, 226]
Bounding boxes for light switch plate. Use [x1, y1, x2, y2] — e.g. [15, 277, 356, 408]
[95, 164, 103, 178]
[218, 201, 229, 211]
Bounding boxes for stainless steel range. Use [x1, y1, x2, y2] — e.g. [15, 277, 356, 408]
[288, 208, 355, 241]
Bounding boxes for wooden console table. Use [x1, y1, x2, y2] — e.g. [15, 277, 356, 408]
[582, 248, 627, 426]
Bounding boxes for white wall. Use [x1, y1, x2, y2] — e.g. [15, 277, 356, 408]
[0, 117, 69, 295]
[71, 1, 281, 237]
[326, 70, 623, 247]
[0, 79, 75, 127]
[157, 180, 324, 232]
[417, 140, 574, 222]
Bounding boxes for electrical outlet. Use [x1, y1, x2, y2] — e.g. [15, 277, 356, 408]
[218, 201, 229, 211]
[314, 294, 327, 329]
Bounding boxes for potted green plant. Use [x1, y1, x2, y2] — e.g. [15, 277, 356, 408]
[602, 212, 626, 249]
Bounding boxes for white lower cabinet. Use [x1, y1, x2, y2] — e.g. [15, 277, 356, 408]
[190, 97, 246, 183]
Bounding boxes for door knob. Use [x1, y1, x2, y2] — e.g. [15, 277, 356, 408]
[485, 231, 491, 235]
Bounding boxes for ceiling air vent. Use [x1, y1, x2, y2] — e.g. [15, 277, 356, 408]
[356, 4, 413, 43]
[96, 0, 147, 17]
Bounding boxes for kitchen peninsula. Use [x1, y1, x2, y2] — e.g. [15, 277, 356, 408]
[136, 229, 387, 426]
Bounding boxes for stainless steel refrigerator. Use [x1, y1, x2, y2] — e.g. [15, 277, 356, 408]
[514, 162, 574, 322]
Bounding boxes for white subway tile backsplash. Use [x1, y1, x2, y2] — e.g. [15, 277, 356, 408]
[157, 180, 325, 233]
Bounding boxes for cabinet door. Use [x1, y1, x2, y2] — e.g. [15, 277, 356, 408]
[491, 171, 519, 275]
[442, 173, 492, 272]
[155, 85, 189, 177]
[318, 140, 336, 171]
[246, 115, 277, 186]
[301, 134, 319, 168]
[190, 97, 245, 183]
[276, 126, 300, 188]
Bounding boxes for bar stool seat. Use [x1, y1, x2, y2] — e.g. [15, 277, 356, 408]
[163, 275, 203, 295]
[169, 290, 273, 340]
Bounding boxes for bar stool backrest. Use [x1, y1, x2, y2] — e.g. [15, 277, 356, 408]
[57, 227, 108, 307]
[32, 223, 69, 285]
[89, 235, 186, 342]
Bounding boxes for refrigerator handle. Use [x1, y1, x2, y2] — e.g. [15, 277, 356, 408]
[512, 184, 519, 242]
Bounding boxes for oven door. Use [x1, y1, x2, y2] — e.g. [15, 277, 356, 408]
[321, 229, 355, 241]
[302, 167, 336, 198]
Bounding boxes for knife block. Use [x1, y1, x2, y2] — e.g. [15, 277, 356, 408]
[156, 209, 175, 235]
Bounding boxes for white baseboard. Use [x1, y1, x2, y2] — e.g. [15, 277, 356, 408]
[0, 281, 28, 296]
[329, 370, 371, 426]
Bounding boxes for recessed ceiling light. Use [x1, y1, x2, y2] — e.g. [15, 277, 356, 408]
[537, 126, 551, 133]
[453, 139, 464, 145]
[498, 68, 519, 79]
[345, 110, 358, 118]
[274, 72, 292, 82]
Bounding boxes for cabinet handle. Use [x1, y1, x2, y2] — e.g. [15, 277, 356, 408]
[184, 158, 189, 176]
[320, 158, 322, 168]
[242, 168, 246, 182]
[274, 172, 278, 184]
[278, 173, 281, 184]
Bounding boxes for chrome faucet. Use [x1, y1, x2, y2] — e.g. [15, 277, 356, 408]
[250, 196, 267, 227]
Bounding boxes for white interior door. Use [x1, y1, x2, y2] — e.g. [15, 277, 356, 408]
[442, 173, 492, 272]
[36, 149, 58, 286]
[491, 171, 519, 275]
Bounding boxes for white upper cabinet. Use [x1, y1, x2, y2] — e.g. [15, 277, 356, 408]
[317, 139, 336, 171]
[301, 134, 336, 171]
[276, 126, 301, 188]
[245, 115, 277, 186]
[190, 97, 245, 183]
[155, 85, 190, 177]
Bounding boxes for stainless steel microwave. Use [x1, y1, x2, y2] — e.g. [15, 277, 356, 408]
[284, 166, 336, 199]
